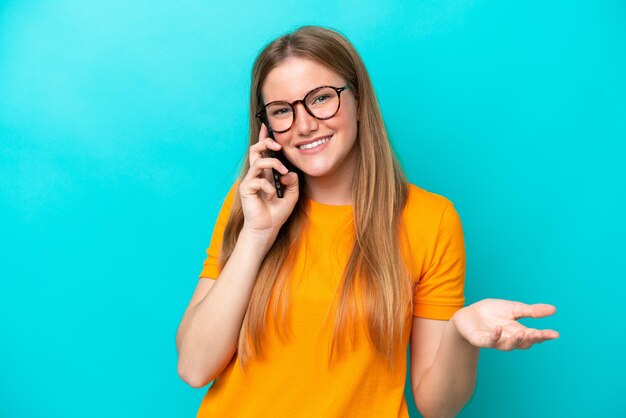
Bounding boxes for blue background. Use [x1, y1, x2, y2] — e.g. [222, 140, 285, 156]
[1, 1, 624, 417]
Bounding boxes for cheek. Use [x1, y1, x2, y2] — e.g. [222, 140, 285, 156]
[272, 132, 291, 147]
[336, 102, 358, 136]
[339, 113, 358, 143]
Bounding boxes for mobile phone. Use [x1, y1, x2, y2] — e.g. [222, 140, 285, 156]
[258, 119, 296, 199]
[265, 127, 286, 198]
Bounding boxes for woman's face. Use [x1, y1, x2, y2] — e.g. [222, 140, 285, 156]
[261, 57, 359, 182]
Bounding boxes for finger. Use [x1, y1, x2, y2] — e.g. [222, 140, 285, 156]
[280, 172, 299, 197]
[240, 177, 276, 199]
[247, 158, 289, 180]
[526, 330, 547, 346]
[259, 122, 267, 142]
[512, 302, 557, 320]
[511, 330, 530, 350]
[249, 137, 282, 166]
[251, 141, 283, 182]
[518, 333, 539, 350]
[533, 329, 560, 341]
[507, 330, 526, 350]
[252, 125, 284, 182]
[526, 329, 543, 343]
[280, 171, 298, 186]
[518, 327, 561, 349]
[493, 329, 522, 351]
[250, 138, 282, 159]
[258, 123, 278, 145]
[520, 329, 559, 348]
[483, 326, 503, 348]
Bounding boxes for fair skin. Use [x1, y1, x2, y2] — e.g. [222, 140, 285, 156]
[261, 57, 359, 205]
[176, 57, 560, 416]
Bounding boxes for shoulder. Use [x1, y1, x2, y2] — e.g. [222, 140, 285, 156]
[212, 180, 240, 223]
[403, 183, 456, 222]
[216, 179, 240, 211]
[400, 183, 463, 242]
[223, 180, 240, 206]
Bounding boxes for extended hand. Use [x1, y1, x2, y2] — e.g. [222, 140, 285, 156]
[451, 298, 560, 351]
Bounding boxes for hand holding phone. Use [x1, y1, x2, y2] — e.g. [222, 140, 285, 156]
[256, 118, 296, 199]
[265, 127, 287, 198]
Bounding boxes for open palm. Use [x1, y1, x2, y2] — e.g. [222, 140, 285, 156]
[451, 298, 560, 351]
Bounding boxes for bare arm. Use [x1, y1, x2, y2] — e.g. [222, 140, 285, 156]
[176, 124, 300, 388]
[175, 229, 273, 388]
[411, 300, 559, 417]
[410, 318, 479, 418]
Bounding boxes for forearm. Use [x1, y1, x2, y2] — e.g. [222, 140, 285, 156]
[176, 229, 272, 387]
[413, 316, 479, 418]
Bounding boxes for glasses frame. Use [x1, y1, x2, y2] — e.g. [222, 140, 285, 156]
[255, 85, 351, 133]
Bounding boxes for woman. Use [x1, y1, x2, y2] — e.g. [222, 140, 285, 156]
[176, 26, 559, 417]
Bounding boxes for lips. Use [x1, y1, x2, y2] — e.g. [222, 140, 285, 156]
[294, 135, 333, 148]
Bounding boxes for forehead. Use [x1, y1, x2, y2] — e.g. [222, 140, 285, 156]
[262, 57, 344, 103]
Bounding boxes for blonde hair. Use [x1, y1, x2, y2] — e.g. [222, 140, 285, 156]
[219, 26, 412, 371]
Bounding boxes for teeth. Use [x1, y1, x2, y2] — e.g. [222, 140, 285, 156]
[297, 136, 331, 150]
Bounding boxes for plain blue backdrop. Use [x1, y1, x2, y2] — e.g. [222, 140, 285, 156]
[1, 1, 624, 417]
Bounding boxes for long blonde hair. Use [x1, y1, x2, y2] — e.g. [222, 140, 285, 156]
[219, 26, 412, 371]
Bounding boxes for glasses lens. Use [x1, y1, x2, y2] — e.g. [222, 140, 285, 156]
[265, 102, 293, 132]
[262, 87, 342, 132]
[305, 87, 340, 119]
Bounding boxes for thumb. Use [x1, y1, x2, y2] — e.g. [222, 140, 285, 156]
[281, 172, 299, 196]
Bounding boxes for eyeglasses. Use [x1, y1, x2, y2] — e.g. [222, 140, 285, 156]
[255, 85, 351, 133]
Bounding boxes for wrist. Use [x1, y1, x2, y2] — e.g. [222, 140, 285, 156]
[448, 309, 476, 350]
[238, 226, 277, 254]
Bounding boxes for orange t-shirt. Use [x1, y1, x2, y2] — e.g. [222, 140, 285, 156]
[196, 183, 466, 417]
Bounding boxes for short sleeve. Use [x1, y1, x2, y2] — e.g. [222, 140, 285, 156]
[198, 182, 238, 279]
[413, 201, 466, 320]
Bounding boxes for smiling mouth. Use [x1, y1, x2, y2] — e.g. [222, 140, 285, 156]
[296, 135, 332, 150]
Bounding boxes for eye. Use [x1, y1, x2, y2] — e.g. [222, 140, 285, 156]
[312, 94, 331, 104]
[270, 106, 292, 117]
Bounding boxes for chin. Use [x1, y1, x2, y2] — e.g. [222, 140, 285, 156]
[298, 165, 337, 178]
[286, 156, 329, 177]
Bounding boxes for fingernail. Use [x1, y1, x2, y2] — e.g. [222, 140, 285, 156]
[280, 165, 288, 174]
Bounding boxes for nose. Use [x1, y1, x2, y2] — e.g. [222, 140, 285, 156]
[293, 102, 318, 136]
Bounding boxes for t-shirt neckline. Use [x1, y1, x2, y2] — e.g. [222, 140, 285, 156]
[305, 197, 353, 222]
